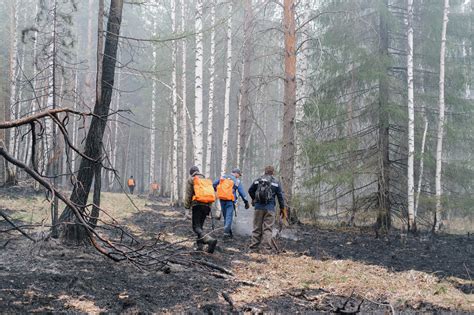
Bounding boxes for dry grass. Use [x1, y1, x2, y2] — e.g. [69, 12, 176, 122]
[231, 252, 473, 311]
[0, 192, 149, 226]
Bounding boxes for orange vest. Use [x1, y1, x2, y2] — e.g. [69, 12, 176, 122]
[127, 178, 135, 186]
[192, 176, 216, 203]
[151, 183, 159, 190]
[216, 177, 235, 201]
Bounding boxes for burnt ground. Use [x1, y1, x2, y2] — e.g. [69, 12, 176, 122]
[0, 195, 473, 313]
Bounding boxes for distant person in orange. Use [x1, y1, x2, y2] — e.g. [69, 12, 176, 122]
[150, 180, 160, 196]
[127, 176, 136, 194]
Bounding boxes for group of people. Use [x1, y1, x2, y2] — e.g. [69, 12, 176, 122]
[184, 165, 286, 254]
[127, 176, 160, 197]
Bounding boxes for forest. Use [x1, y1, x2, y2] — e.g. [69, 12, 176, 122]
[0, 0, 472, 313]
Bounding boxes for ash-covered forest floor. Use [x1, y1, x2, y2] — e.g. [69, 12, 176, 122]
[0, 189, 473, 313]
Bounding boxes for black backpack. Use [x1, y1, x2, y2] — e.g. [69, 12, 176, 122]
[255, 177, 273, 204]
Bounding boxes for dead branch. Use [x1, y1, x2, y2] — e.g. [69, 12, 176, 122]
[0, 209, 36, 242]
[0, 108, 92, 129]
[192, 259, 234, 276]
[222, 292, 235, 310]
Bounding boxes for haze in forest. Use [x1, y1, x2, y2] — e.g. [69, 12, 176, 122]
[0, 0, 473, 239]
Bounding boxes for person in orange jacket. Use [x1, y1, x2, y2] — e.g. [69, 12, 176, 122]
[150, 180, 160, 196]
[127, 176, 136, 194]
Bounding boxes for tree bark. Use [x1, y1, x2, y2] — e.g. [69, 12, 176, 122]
[237, 0, 253, 170]
[376, 2, 391, 232]
[279, 0, 297, 206]
[205, 0, 216, 177]
[58, 0, 124, 242]
[434, 0, 450, 232]
[193, 0, 204, 168]
[150, 10, 157, 185]
[407, 0, 416, 232]
[220, 1, 233, 175]
[171, 0, 179, 205]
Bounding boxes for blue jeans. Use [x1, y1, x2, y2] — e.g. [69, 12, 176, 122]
[220, 200, 234, 235]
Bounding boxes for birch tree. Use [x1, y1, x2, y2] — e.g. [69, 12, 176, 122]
[170, 0, 179, 205]
[180, 0, 188, 200]
[8, 0, 19, 180]
[406, 0, 416, 231]
[220, 1, 233, 175]
[204, 0, 216, 178]
[237, 0, 253, 170]
[150, 7, 158, 184]
[435, 0, 450, 232]
[193, 0, 204, 168]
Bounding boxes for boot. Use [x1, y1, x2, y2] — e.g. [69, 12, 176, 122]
[195, 228, 205, 251]
[195, 239, 205, 251]
[203, 235, 217, 254]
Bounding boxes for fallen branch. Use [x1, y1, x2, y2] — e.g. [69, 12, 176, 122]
[0, 209, 36, 242]
[222, 292, 235, 310]
[192, 259, 234, 276]
[0, 108, 92, 129]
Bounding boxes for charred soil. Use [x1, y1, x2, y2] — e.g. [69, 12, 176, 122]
[0, 193, 472, 313]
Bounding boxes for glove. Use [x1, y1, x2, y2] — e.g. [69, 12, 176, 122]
[244, 200, 250, 209]
[280, 208, 289, 226]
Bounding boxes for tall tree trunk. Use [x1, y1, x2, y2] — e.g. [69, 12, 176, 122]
[49, 0, 59, 238]
[220, 1, 233, 175]
[434, 0, 450, 232]
[237, 0, 253, 170]
[279, 0, 297, 206]
[294, 0, 310, 195]
[7, 0, 19, 182]
[170, 0, 179, 205]
[150, 13, 157, 185]
[204, 0, 216, 177]
[406, 0, 416, 232]
[193, 0, 204, 168]
[108, 51, 121, 190]
[90, 0, 105, 227]
[58, 0, 124, 242]
[180, 0, 188, 203]
[376, 2, 391, 232]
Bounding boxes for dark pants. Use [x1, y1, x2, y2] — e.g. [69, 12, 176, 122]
[128, 185, 135, 194]
[192, 205, 211, 247]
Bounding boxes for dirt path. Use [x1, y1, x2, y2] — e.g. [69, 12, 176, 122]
[0, 198, 472, 313]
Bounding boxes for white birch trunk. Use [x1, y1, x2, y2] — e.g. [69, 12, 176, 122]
[171, 0, 179, 205]
[150, 15, 157, 182]
[180, 0, 188, 201]
[415, 115, 428, 216]
[220, 1, 233, 175]
[406, 0, 416, 231]
[71, 65, 79, 174]
[435, 0, 450, 232]
[193, 0, 204, 168]
[24, 2, 40, 168]
[204, 1, 216, 177]
[108, 55, 121, 190]
[43, 0, 58, 173]
[9, 0, 19, 157]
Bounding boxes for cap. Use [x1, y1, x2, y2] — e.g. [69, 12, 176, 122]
[189, 166, 200, 175]
[231, 168, 242, 176]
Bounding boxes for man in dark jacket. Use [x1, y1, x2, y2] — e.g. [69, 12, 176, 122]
[184, 166, 217, 253]
[248, 165, 285, 252]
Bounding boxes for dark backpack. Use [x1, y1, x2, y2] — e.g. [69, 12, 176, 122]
[255, 177, 273, 204]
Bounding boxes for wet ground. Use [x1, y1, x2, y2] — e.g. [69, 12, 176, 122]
[0, 195, 472, 313]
